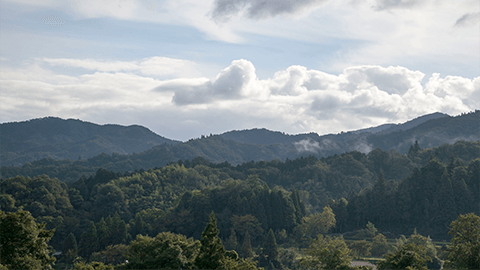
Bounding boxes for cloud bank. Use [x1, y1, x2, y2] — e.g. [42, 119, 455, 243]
[1, 57, 478, 141]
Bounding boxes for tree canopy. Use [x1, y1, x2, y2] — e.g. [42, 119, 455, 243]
[0, 210, 56, 270]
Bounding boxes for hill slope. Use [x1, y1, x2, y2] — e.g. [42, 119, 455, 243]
[0, 117, 180, 166]
[1, 111, 478, 170]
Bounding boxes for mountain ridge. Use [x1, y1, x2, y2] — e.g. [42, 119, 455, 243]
[1, 111, 478, 167]
[0, 117, 180, 166]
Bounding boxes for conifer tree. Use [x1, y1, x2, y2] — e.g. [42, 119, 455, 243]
[79, 221, 99, 259]
[240, 231, 253, 258]
[263, 229, 279, 262]
[63, 232, 78, 263]
[225, 227, 238, 251]
[96, 217, 109, 250]
[195, 212, 226, 269]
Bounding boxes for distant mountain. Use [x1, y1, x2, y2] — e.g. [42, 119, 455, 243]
[1, 111, 478, 170]
[0, 117, 180, 166]
[220, 112, 450, 144]
[378, 112, 449, 133]
[348, 112, 447, 135]
[368, 111, 480, 153]
[1, 111, 479, 182]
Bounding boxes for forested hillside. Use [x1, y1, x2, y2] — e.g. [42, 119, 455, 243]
[1, 111, 478, 171]
[0, 117, 180, 166]
[0, 140, 479, 269]
[1, 112, 479, 270]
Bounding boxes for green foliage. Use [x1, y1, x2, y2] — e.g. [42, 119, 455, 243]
[445, 213, 480, 270]
[63, 232, 78, 263]
[0, 210, 56, 269]
[225, 228, 238, 250]
[122, 232, 199, 269]
[195, 212, 226, 269]
[79, 221, 99, 259]
[301, 234, 354, 270]
[0, 141, 478, 262]
[348, 240, 372, 257]
[371, 233, 390, 257]
[299, 206, 336, 237]
[335, 157, 479, 239]
[72, 261, 114, 270]
[90, 244, 128, 266]
[259, 229, 282, 269]
[377, 243, 431, 270]
[240, 231, 254, 258]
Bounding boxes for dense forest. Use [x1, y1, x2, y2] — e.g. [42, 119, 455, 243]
[1, 139, 479, 269]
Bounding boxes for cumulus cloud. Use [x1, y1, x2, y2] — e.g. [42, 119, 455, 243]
[155, 59, 263, 105]
[210, 0, 329, 22]
[1, 57, 479, 141]
[454, 12, 480, 28]
[342, 65, 424, 95]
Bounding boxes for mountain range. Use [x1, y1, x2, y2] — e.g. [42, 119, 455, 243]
[0, 111, 479, 169]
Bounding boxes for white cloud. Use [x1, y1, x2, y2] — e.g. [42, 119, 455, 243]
[294, 139, 322, 153]
[41, 57, 199, 78]
[1, 57, 478, 141]
[156, 59, 264, 105]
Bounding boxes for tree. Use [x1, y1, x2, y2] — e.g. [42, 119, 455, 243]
[240, 231, 254, 258]
[365, 222, 378, 238]
[348, 240, 372, 258]
[91, 244, 128, 266]
[225, 228, 238, 251]
[263, 229, 279, 261]
[63, 232, 78, 263]
[195, 212, 226, 269]
[377, 243, 431, 270]
[79, 221, 99, 259]
[371, 233, 390, 257]
[300, 234, 353, 270]
[445, 213, 480, 270]
[260, 229, 282, 269]
[297, 206, 336, 240]
[123, 232, 199, 269]
[0, 210, 56, 270]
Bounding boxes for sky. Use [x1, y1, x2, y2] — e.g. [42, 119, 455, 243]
[0, 0, 479, 141]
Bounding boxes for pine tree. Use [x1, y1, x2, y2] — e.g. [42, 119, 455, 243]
[240, 231, 253, 258]
[79, 221, 99, 259]
[63, 232, 78, 263]
[225, 228, 238, 251]
[96, 217, 109, 250]
[263, 229, 279, 262]
[195, 212, 226, 269]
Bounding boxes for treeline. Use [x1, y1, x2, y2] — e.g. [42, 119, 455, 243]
[330, 156, 480, 239]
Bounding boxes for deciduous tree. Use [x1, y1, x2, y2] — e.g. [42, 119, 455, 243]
[301, 234, 353, 270]
[0, 210, 56, 270]
[445, 213, 480, 270]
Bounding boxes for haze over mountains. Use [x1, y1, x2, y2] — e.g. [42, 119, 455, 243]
[0, 111, 478, 169]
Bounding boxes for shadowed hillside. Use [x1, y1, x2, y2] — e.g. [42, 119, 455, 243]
[0, 117, 180, 166]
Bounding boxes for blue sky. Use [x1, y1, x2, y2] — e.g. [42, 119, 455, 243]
[1, 0, 479, 141]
